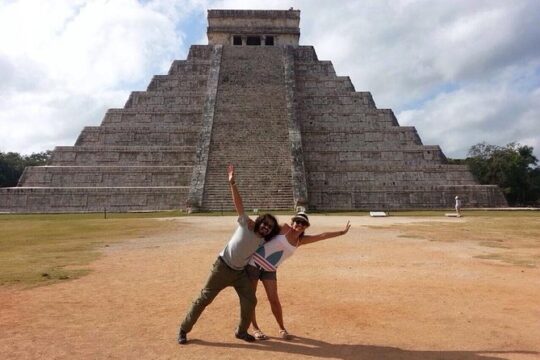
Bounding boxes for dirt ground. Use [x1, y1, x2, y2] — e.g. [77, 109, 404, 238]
[1, 215, 539, 360]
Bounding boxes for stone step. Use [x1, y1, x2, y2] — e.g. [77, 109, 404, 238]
[49, 146, 196, 166]
[0, 187, 189, 213]
[19, 166, 193, 187]
[75, 126, 200, 146]
[203, 183, 294, 191]
[201, 196, 295, 211]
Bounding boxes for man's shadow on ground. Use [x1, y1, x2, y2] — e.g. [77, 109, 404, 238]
[190, 335, 537, 360]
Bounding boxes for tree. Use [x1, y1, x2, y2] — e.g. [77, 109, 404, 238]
[465, 142, 539, 205]
[0, 151, 52, 187]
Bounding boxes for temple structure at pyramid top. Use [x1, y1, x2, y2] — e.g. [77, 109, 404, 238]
[0, 9, 507, 213]
[207, 9, 301, 46]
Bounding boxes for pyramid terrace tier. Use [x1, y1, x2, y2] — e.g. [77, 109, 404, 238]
[303, 146, 447, 165]
[124, 91, 206, 111]
[308, 185, 507, 210]
[18, 166, 193, 187]
[146, 75, 209, 92]
[295, 93, 378, 109]
[74, 126, 200, 146]
[307, 165, 478, 188]
[296, 82, 361, 95]
[302, 128, 423, 148]
[300, 109, 400, 130]
[49, 146, 196, 166]
[100, 110, 203, 127]
[0, 187, 189, 213]
[186, 45, 214, 60]
[294, 60, 338, 76]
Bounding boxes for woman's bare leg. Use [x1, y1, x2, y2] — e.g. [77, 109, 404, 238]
[261, 279, 286, 331]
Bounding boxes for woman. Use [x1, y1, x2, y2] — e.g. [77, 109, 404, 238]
[246, 212, 351, 340]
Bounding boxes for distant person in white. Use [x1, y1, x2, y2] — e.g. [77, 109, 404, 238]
[455, 196, 462, 217]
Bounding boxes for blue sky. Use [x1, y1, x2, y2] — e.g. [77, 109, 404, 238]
[1, 0, 539, 160]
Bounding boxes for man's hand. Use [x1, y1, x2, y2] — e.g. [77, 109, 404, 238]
[228, 164, 244, 215]
[228, 164, 235, 184]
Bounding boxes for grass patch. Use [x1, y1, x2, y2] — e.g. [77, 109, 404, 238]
[373, 213, 540, 267]
[0, 213, 180, 287]
[475, 253, 538, 268]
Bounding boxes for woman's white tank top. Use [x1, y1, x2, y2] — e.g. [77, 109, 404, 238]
[249, 234, 298, 272]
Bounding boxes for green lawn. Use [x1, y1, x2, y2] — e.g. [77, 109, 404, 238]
[369, 212, 540, 267]
[0, 212, 182, 287]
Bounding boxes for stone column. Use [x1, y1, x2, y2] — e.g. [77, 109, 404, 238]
[186, 45, 223, 211]
[282, 45, 309, 210]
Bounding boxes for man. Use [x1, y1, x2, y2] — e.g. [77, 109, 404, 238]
[178, 165, 279, 344]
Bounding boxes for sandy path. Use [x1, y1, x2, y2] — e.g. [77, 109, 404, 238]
[1, 216, 539, 360]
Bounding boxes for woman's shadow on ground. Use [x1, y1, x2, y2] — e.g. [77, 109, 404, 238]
[190, 335, 537, 360]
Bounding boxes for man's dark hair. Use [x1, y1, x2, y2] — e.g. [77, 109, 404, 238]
[254, 213, 280, 241]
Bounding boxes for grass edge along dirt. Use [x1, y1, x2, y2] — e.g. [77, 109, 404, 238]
[1, 210, 538, 287]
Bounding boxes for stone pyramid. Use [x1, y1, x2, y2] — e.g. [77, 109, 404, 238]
[0, 9, 506, 213]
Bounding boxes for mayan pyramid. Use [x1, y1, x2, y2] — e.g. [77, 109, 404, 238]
[0, 9, 506, 213]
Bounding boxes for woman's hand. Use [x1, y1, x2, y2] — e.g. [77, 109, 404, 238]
[341, 221, 351, 235]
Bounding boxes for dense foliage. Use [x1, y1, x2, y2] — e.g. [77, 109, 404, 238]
[464, 142, 540, 206]
[0, 151, 52, 187]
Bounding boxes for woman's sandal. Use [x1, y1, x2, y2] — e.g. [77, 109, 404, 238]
[279, 329, 292, 340]
[253, 330, 268, 340]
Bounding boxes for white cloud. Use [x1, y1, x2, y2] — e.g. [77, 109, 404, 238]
[398, 66, 540, 158]
[0, 0, 205, 153]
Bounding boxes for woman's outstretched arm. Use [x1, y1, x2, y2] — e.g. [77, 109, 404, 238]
[299, 221, 351, 246]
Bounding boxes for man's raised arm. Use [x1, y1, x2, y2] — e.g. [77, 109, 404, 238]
[228, 164, 244, 215]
